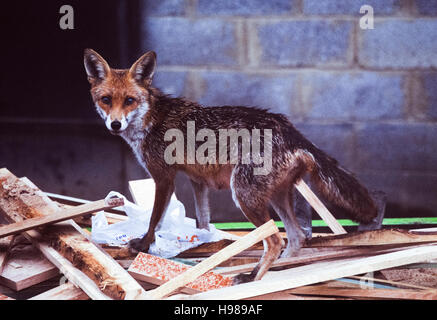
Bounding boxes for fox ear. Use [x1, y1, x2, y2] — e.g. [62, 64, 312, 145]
[129, 51, 157, 86]
[84, 48, 110, 83]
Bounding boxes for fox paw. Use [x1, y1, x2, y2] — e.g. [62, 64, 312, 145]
[232, 273, 256, 285]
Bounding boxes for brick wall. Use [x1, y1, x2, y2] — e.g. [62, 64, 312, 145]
[134, 0, 437, 219]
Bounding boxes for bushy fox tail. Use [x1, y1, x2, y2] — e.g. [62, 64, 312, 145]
[303, 145, 377, 224]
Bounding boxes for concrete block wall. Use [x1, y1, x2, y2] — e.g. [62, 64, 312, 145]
[2, 1, 435, 224]
[134, 0, 437, 220]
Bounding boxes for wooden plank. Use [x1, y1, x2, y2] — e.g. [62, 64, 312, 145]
[177, 239, 235, 258]
[412, 227, 437, 233]
[147, 219, 279, 299]
[245, 290, 307, 300]
[246, 290, 346, 300]
[215, 246, 390, 276]
[101, 211, 128, 224]
[307, 228, 437, 247]
[294, 180, 347, 235]
[245, 281, 356, 300]
[29, 282, 89, 300]
[223, 230, 287, 238]
[69, 206, 128, 227]
[24, 229, 110, 300]
[0, 169, 147, 300]
[216, 243, 431, 276]
[0, 243, 59, 291]
[289, 285, 437, 300]
[103, 246, 137, 260]
[348, 275, 435, 291]
[49, 200, 129, 228]
[0, 197, 123, 239]
[0, 235, 15, 275]
[0, 293, 14, 300]
[128, 253, 232, 294]
[45, 192, 127, 215]
[176, 244, 437, 300]
[177, 243, 267, 258]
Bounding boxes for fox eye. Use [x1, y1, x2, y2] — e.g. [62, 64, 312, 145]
[125, 97, 136, 106]
[101, 96, 112, 105]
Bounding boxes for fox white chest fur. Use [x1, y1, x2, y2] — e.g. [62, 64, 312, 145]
[120, 102, 150, 172]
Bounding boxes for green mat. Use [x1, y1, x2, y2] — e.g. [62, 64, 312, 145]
[213, 217, 437, 230]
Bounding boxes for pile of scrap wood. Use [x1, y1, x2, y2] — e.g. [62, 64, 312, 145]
[1, 167, 437, 300]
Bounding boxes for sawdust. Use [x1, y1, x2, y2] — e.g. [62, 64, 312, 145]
[381, 267, 437, 289]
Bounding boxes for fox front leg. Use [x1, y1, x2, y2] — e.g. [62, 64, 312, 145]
[190, 179, 211, 230]
[128, 179, 175, 253]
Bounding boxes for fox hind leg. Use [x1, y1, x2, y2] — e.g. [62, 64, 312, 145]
[271, 187, 306, 258]
[293, 186, 313, 239]
[233, 200, 284, 284]
[231, 168, 284, 284]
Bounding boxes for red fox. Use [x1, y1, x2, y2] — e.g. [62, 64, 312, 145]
[84, 49, 377, 283]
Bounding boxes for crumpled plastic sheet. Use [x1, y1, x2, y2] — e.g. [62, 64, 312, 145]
[91, 191, 223, 258]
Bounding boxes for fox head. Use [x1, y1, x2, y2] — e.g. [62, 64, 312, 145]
[83, 48, 156, 134]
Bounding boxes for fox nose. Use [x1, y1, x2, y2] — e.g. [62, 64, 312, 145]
[111, 120, 122, 131]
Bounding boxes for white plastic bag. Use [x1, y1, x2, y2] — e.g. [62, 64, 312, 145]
[152, 223, 222, 258]
[91, 189, 223, 258]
